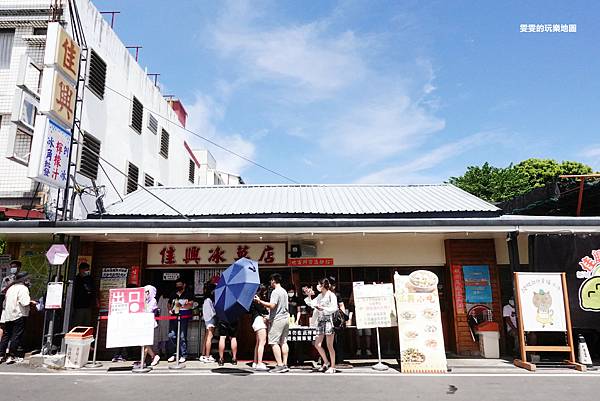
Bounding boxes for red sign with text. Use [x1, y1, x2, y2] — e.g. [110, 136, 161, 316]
[108, 288, 144, 316]
[288, 258, 334, 267]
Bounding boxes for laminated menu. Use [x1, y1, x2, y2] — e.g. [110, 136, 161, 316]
[394, 271, 447, 373]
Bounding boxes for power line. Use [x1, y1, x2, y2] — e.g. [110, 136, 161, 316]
[103, 84, 300, 184]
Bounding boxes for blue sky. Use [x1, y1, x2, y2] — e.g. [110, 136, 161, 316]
[95, 0, 600, 184]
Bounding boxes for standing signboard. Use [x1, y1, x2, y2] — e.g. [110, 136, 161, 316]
[353, 282, 397, 329]
[394, 270, 447, 374]
[513, 272, 584, 371]
[106, 287, 154, 348]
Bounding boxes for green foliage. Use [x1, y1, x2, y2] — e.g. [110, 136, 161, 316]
[0, 239, 6, 255]
[449, 158, 594, 203]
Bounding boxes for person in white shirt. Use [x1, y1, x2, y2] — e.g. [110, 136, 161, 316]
[0, 272, 36, 364]
[0, 260, 20, 345]
[200, 283, 216, 363]
[303, 278, 338, 374]
[503, 297, 518, 355]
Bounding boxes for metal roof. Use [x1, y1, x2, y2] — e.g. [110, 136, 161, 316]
[95, 184, 501, 219]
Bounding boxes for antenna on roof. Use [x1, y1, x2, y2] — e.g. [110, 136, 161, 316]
[126, 46, 142, 61]
[99, 11, 120, 28]
[147, 73, 160, 86]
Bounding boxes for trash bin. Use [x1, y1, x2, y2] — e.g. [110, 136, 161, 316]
[64, 326, 94, 369]
[475, 321, 500, 359]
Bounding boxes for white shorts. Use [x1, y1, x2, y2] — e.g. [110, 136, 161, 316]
[252, 316, 267, 332]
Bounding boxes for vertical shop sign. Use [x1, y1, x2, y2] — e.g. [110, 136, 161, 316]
[27, 117, 71, 189]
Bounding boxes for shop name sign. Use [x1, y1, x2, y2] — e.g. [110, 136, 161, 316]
[147, 242, 287, 267]
[27, 116, 71, 189]
[39, 22, 80, 129]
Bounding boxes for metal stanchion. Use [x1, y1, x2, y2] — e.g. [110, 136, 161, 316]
[169, 315, 185, 370]
[371, 328, 388, 371]
[85, 314, 103, 368]
[132, 345, 152, 373]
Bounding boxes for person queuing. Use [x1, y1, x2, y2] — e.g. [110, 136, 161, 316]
[0, 260, 20, 344]
[503, 297, 518, 356]
[254, 273, 290, 373]
[217, 318, 239, 366]
[303, 278, 338, 374]
[200, 282, 216, 363]
[167, 279, 193, 363]
[249, 284, 269, 371]
[72, 262, 96, 328]
[142, 285, 161, 367]
[0, 272, 36, 364]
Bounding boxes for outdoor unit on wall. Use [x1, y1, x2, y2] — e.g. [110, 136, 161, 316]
[290, 242, 317, 258]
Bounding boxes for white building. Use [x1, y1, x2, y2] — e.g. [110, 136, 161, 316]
[0, 0, 242, 219]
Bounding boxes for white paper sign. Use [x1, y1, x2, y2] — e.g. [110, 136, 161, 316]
[106, 313, 155, 348]
[517, 273, 567, 332]
[45, 282, 63, 310]
[28, 116, 72, 189]
[353, 282, 397, 329]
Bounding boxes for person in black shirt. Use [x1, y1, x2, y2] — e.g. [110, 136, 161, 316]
[249, 284, 269, 370]
[72, 263, 95, 328]
[167, 279, 194, 363]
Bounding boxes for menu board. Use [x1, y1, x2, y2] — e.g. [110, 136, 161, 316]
[99, 267, 128, 309]
[395, 271, 447, 374]
[353, 282, 397, 329]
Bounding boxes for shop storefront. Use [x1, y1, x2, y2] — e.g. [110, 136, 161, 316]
[2, 184, 600, 362]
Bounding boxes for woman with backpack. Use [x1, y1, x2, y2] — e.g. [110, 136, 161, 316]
[303, 278, 338, 374]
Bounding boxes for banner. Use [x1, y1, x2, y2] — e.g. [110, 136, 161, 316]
[106, 287, 154, 348]
[516, 272, 567, 332]
[27, 116, 72, 189]
[353, 282, 397, 329]
[395, 270, 447, 374]
[530, 234, 600, 330]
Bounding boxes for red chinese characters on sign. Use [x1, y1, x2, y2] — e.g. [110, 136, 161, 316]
[288, 258, 334, 267]
[208, 246, 226, 264]
[61, 37, 78, 76]
[183, 246, 201, 264]
[451, 265, 465, 313]
[236, 245, 250, 260]
[108, 288, 144, 315]
[259, 245, 275, 264]
[55, 81, 74, 121]
[160, 246, 176, 265]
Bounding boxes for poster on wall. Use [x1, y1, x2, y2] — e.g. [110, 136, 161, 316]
[194, 268, 224, 295]
[45, 282, 64, 309]
[353, 282, 397, 329]
[394, 270, 447, 374]
[516, 272, 567, 332]
[106, 287, 154, 348]
[99, 267, 128, 309]
[463, 265, 492, 304]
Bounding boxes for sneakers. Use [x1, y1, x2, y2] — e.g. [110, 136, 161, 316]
[218, 359, 224, 366]
[179, 357, 186, 363]
[150, 355, 160, 366]
[365, 349, 373, 357]
[254, 362, 269, 371]
[207, 355, 215, 362]
[251, 362, 257, 369]
[111, 355, 125, 363]
[5, 356, 17, 365]
[200, 356, 208, 363]
[319, 363, 330, 372]
[167, 355, 176, 363]
[270, 365, 289, 373]
[325, 367, 336, 374]
[355, 349, 362, 357]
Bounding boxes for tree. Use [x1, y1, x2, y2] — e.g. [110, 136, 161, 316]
[449, 158, 594, 203]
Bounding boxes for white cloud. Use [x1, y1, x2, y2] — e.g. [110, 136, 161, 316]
[583, 146, 600, 159]
[356, 131, 500, 184]
[185, 95, 256, 175]
[321, 92, 445, 162]
[211, 3, 366, 98]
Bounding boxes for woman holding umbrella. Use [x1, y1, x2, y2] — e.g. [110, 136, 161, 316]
[303, 278, 338, 374]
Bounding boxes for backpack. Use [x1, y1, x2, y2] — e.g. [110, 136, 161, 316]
[332, 308, 348, 330]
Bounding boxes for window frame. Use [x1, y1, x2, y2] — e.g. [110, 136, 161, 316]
[130, 96, 143, 134]
[159, 128, 169, 159]
[126, 161, 139, 194]
[87, 49, 107, 100]
[79, 132, 101, 180]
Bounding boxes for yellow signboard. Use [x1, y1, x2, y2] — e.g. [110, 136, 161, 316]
[45, 22, 81, 83]
[41, 70, 76, 128]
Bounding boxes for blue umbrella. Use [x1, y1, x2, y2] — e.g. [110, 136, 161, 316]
[214, 258, 260, 323]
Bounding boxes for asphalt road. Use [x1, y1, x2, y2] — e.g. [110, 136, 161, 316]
[0, 371, 598, 401]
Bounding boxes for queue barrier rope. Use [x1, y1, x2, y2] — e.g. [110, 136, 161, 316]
[96, 314, 194, 321]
